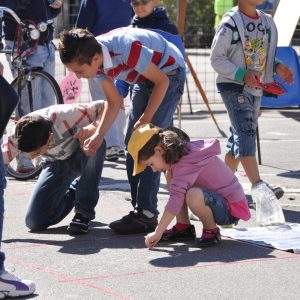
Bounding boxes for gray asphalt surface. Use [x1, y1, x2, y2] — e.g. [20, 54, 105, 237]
[2, 103, 300, 300]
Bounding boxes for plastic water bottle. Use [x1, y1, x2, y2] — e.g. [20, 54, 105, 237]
[251, 182, 285, 226]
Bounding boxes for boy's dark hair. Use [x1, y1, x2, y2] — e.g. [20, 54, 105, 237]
[58, 28, 102, 65]
[15, 115, 52, 152]
[138, 126, 190, 165]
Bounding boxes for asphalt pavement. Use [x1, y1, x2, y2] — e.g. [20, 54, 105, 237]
[2, 103, 300, 300]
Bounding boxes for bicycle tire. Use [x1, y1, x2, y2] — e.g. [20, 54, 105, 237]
[6, 69, 63, 180]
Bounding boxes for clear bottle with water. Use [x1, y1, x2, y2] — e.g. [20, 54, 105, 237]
[251, 182, 285, 226]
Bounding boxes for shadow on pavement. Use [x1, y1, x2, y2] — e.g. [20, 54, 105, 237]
[148, 239, 276, 268]
[3, 227, 147, 255]
[283, 209, 300, 223]
[279, 110, 300, 122]
[277, 170, 300, 179]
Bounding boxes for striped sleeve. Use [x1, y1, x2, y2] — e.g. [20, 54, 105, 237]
[122, 40, 153, 75]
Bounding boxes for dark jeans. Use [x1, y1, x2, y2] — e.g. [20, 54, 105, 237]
[0, 75, 19, 270]
[25, 142, 106, 231]
[125, 67, 186, 214]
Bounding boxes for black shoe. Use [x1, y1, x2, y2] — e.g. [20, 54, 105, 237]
[196, 228, 221, 247]
[67, 213, 90, 234]
[271, 186, 284, 200]
[109, 210, 158, 234]
[161, 225, 196, 242]
[254, 181, 284, 200]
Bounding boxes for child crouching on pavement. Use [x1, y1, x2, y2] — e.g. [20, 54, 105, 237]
[127, 124, 251, 248]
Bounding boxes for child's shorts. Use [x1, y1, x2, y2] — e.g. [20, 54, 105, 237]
[203, 190, 239, 225]
[220, 89, 261, 158]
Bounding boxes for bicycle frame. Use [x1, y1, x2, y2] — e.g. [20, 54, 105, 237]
[0, 6, 40, 66]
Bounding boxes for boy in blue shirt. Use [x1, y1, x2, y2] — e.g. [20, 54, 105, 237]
[58, 27, 185, 234]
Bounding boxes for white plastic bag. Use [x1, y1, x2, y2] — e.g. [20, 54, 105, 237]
[251, 182, 285, 226]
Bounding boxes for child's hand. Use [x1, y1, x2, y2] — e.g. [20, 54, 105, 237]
[145, 231, 162, 249]
[244, 70, 261, 88]
[276, 64, 294, 84]
[75, 124, 97, 148]
[82, 133, 104, 156]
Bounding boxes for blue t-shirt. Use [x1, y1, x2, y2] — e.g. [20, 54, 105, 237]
[76, 0, 132, 35]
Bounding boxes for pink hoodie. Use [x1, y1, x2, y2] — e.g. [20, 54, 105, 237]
[166, 139, 251, 221]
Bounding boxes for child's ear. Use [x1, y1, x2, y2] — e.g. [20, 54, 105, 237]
[154, 145, 163, 154]
[92, 53, 102, 66]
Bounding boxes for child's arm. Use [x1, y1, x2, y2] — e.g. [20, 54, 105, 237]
[75, 101, 105, 148]
[275, 63, 294, 84]
[134, 63, 169, 130]
[82, 78, 123, 156]
[145, 209, 175, 249]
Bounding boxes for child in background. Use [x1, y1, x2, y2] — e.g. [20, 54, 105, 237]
[127, 124, 250, 248]
[130, 0, 178, 34]
[58, 27, 186, 234]
[210, 0, 293, 200]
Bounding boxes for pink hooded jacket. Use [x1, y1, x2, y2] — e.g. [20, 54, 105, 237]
[165, 139, 251, 221]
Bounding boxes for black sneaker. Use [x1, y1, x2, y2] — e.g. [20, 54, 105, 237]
[109, 210, 158, 234]
[161, 225, 196, 242]
[270, 186, 284, 200]
[67, 213, 90, 234]
[254, 181, 284, 200]
[196, 228, 221, 247]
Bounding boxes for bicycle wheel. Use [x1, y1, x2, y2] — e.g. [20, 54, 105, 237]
[5, 69, 63, 180]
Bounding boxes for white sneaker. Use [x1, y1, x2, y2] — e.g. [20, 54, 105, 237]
[105, 146, 120, 161]
[0, 270, 36, 298]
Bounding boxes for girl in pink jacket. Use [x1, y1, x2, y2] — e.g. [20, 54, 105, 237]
[128, 123, 250, 248]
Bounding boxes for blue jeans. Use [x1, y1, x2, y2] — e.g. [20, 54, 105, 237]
[5, 40, 56, 117]
[0, 75, 19, 271]
[221, 89, 261, 158]
[0, 147, 6, 271]
[89, 77, 126, 149]
[125, 67, 186, 214]
[203, 190, 239, 225]
[25, 142, 106, 231]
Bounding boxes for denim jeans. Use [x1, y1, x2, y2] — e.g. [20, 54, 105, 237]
[125, 67, 186, 214]
[88, 77, 126, 149]
[0, 75, 19, 271]
[0, 147, 6, 271]
[221, 89, 261, 158]
[5, 40, 56, 117]
[25, 142, 106, 231]
[203, 190, 239, 225]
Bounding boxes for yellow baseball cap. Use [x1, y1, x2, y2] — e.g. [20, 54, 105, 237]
[128, 123, 161, 176]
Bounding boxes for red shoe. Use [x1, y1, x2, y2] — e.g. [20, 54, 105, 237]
[196, 228, 221, 247]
